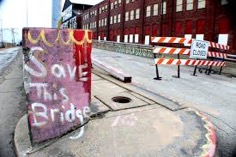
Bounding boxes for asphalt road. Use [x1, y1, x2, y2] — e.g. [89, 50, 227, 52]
[92, 48, 236, 157]
[0, 48, 26, 157]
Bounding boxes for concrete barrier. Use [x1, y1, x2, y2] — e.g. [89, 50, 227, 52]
[22, 28, 92, 144]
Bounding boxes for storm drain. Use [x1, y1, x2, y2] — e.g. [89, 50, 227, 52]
[112, 96, 132, 103]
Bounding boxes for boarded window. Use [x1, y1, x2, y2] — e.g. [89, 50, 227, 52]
[196, 19, 205, 34]
[135, 26, 140, 34]
[175, 21, 182, 35]
[145, 26, 150, 35]
[162, 24, 167, 36]
[219, 18, 229, 34]
[130, 27, 135, 34]
[152, 25, 158, 36]
[125, 28, 129, 35]
[185, 20, 192, 34]
[110, 30, 113, 41]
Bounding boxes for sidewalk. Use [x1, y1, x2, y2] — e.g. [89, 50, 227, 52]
[14, 63, 216, 157]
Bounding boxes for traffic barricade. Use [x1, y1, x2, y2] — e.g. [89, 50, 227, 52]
[151, 37, 229, 79]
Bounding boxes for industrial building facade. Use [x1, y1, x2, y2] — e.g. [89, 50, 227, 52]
[62, 0, 235, 53]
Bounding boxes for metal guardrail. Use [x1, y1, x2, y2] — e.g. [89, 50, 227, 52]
[225, 54, 236, 62]
[93, 40, 154, 58]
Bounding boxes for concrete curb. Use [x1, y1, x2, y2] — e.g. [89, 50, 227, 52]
[14, 115, 32, 157]
[92, 57, 132, 83]
[195, 111, 217, 157]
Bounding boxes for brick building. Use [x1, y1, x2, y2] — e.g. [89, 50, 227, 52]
[64, 0, 236, 53]
[61, 0, 95, 29]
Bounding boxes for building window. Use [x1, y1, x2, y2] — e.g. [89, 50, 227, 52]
[135, 8, 140, 19]
[118, 14, 121, 23]
[114, 15, 117, 23]
[221, 0, 228, 5]
[198, 0, 206, 9]
[153, 4, 158, 16]
[111, 3, 114, 9]
[118, 0, 122, 6]
[110, 16, 113, 24]
[186, 0, 193, 10]
[130, 10, 134, 20]
[162, 1, 167, 14]
[126, 0, 129, 4]
[125, 12, 129, 21]
[105, 18, 107, 26]
[176, 0, 183, 12]
[114, 1, 118, 8]
[146, 6, 151, 17]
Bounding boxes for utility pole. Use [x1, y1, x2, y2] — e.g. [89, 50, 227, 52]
[11, 28, 15, 45]
[0, 19, 3, 47]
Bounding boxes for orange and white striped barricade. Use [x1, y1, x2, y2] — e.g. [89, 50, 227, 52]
[198, 51, 227, 75]
[151, 37, 229, 79]
[151, 37, 193, 79]
[195, 41, 229, 75]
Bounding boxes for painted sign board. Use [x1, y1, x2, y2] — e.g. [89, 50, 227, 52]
[22, 28, 92, 144]
[190, 39, 209, 59]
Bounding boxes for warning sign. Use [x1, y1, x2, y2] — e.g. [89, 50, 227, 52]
[190, 40, 209, 59]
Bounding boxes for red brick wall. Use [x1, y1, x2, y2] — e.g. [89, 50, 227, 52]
[78, 0, 236, 53]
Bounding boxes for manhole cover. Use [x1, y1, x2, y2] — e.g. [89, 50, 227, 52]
[112, 96, 132, 103]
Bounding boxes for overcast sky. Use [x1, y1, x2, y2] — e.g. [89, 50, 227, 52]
[0, 0, 52, 43]
[0, 0, 103, 43]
